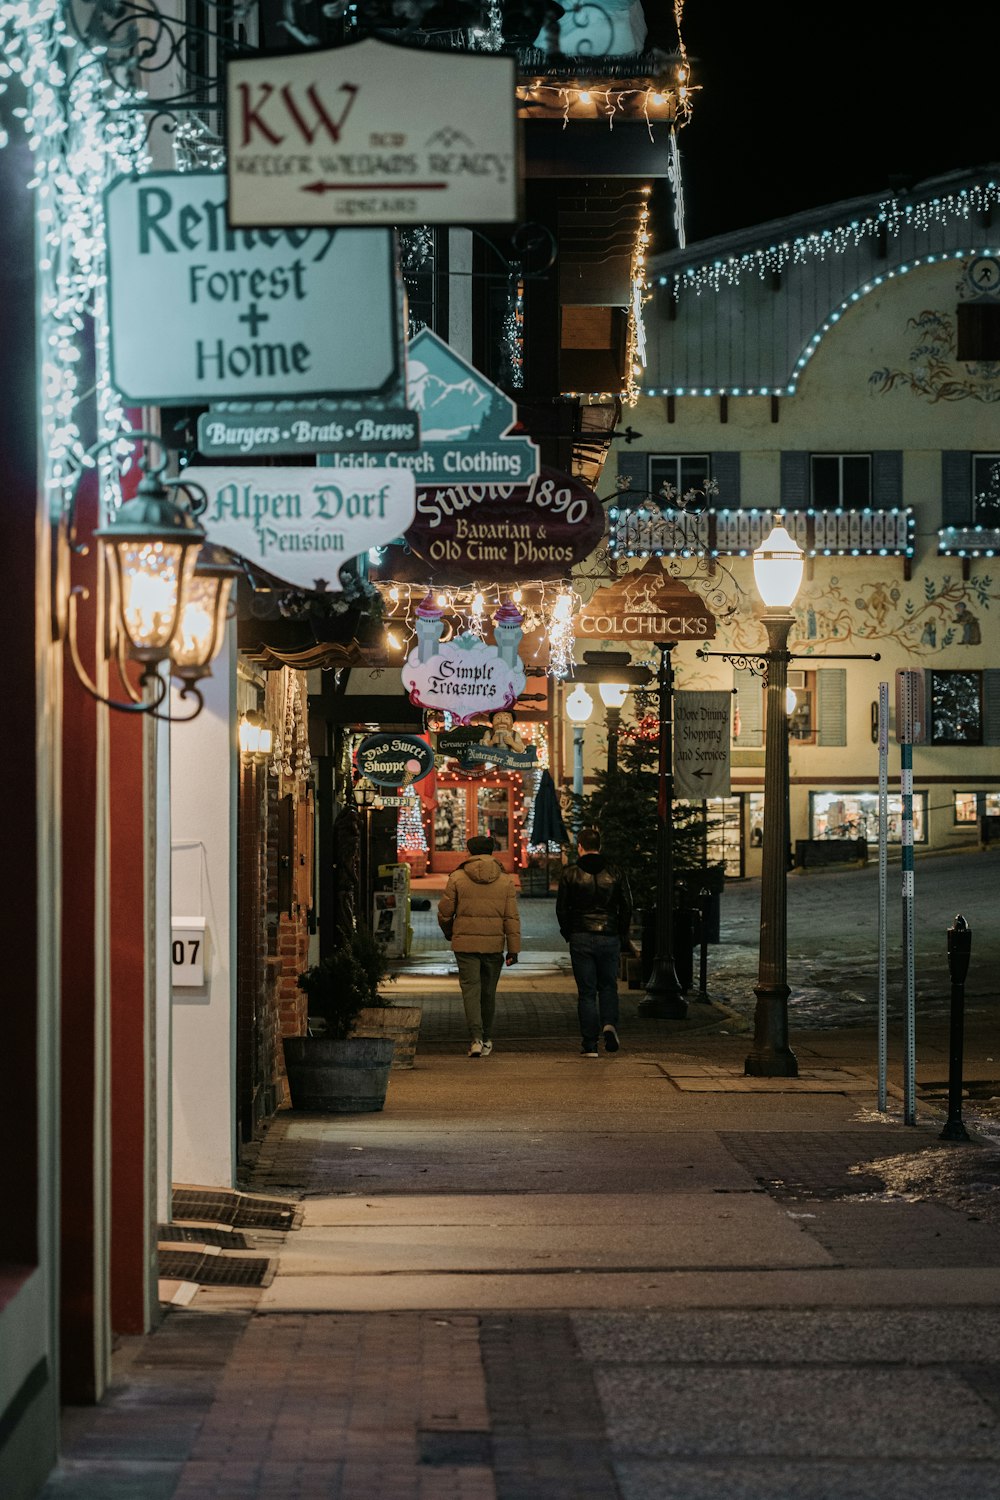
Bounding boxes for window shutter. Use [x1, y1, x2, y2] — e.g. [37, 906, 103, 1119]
[780, 451, 810, 508]
[872, 451, 903, 507]
[616, 450, 648, 496]
[817, 668, 847, 746]
[710, 451, 741, 506]
[734, 670, 763, 748]
[984, 669, 1000, 746]
[941, 451, 972, 525]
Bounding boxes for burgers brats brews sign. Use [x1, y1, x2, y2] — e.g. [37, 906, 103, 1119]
[104, 171, 400, 403]
[226, 38, 517, 228]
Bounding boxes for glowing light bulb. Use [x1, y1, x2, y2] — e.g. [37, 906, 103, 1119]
[578, 90, 592, 104]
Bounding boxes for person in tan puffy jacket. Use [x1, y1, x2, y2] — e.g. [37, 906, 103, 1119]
[437, 835, 521, 1057]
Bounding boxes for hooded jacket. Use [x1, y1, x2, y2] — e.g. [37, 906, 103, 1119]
[556, 853, 632, 940]
[437, 855, 522, 955]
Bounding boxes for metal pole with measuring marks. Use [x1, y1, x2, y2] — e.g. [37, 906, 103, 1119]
[895, 669, 926, 1125]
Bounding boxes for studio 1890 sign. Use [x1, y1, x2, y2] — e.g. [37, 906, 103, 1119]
[105, 172, 401, 403]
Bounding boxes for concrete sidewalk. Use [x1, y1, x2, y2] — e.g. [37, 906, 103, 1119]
[41, 986, 1000, 1500]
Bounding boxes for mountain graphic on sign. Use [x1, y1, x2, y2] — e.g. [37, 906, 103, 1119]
[405, 327, 516, 443]
[407, 364, 493, 442]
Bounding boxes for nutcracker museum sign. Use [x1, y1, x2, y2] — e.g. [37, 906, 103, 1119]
[576, 563, 717, 641]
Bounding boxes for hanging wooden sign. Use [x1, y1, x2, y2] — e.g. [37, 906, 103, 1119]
[575, 562, 718, 641]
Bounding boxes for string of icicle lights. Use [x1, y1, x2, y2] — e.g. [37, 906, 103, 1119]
[0, 1, 148, 514]
[659, 181, 1000, 299]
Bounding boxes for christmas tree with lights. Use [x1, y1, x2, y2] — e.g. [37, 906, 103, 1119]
[397, 786, 428, 855]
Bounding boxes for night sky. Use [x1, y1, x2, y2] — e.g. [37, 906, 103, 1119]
[658, 3, 998, 249]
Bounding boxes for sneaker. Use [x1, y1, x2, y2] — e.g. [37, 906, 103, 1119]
[581, 1045, 600, 1058]
[469, 1040, 483, 1057]
[603, 1025, 620, 1053]
[480, 1040, 493, 1057]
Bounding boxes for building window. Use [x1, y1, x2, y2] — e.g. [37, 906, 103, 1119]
[649, 453, 711, 502]
[957, 302, 1000, 362]
[810, 791, 928, 844]
[704, 795, 744, 877]
[929, 671, 982, 744]
[810, 454, 872, 508]
[973, 454, 1000, 525]
[954, 791, 1000, 823]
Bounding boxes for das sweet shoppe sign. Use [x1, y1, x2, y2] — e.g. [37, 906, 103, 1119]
[402, 597, 526, 725]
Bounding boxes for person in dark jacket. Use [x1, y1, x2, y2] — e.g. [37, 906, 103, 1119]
[556, 825, 633, 1057]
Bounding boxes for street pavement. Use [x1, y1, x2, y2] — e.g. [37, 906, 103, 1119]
[40, 853, 1000, 1500]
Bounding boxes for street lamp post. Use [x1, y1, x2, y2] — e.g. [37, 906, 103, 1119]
[637, 641, 687, 1020]
[564, 684, 594, 828]
[598, 678, 629, 775]
[745, 518, 804, 1077]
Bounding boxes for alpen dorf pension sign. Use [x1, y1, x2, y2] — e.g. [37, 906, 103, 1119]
[181, 465, 415, 591]
[226, 38, 518, 228]
[576, 563, 717, 642]
[104, 172, 400, 403]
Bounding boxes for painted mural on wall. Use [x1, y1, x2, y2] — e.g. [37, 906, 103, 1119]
[713, 571, 997, 659]
[869, 257, 1000, 403]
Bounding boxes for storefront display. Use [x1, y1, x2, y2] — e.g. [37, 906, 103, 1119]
[809, 790, 928, 844]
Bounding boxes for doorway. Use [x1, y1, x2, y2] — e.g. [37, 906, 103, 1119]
[430, 776, 516, 873]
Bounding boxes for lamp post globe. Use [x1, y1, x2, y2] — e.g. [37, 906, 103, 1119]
[746, 515, 804, 1078]
[564, 683, 593, 816]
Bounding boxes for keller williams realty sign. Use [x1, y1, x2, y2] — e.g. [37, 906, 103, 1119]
[226, 38, 518, 228]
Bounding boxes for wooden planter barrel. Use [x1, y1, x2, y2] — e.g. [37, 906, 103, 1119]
[282, 1035, 395, 1113]
[353, 1006, 423, 1069]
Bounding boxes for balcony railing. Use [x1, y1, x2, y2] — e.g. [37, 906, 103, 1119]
[606, 506, 916, 563]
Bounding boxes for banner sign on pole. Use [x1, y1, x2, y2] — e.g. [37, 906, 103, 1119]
[673, 691, 732, 799]
[105, 172, 401, 403]
[182, 464, 415, 591]
[226, 38, 518, 228]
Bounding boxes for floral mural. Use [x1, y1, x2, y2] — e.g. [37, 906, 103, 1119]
[869, 258, 1000, 402]
[713, 571, 996, 659]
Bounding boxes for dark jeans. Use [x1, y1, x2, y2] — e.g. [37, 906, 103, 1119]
[455, 951, 504, 1041]
[569, 932, 621, 1048]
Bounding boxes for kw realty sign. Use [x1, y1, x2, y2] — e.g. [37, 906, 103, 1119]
[105, 172, 401, 403]
[182, 465, 415, 591]
[673, 691, 731, 800]
[226, 38, 518, 228]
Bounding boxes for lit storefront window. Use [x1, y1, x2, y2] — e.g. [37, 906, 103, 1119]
[954, 791, 1000, 823]
[810, 791, 927, 844]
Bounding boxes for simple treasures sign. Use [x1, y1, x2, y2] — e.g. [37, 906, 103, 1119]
[105, 172, 400, 403]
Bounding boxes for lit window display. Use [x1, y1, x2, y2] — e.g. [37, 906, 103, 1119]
[810, 791, 927, 844]
[954, 791, 1000, 823]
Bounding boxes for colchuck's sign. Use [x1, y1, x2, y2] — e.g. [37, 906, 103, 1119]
[181, 465, 415, 591]
[226, 39, 517, 227]
[576, 563, 717, 641]
[104, 172, 400, 403]
[377, 467, 604, 584]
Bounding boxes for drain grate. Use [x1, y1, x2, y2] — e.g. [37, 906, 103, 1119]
[172, 1187, 301, 1230]
[158, 1248, 275, 1287]
[158, 1224, 251, 1249]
